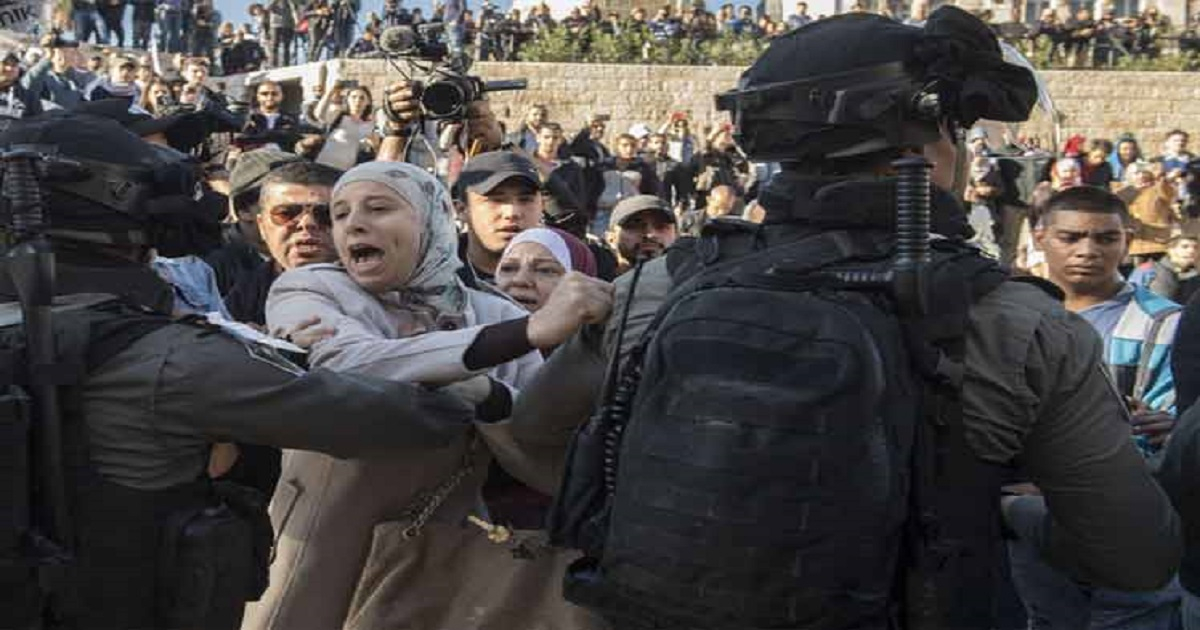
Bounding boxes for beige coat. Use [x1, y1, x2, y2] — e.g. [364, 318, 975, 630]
[1117, 180, 1177, 256]
[243, 264, 604, 630]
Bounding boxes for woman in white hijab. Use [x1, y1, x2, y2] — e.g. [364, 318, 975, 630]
[244, 162, 612, 630]
[496, 226, 598, 312]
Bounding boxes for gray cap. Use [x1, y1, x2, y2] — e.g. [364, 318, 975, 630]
[455, 150, 541, 197]
[229, 148, 304, 199]
[611, 194, 675, 227]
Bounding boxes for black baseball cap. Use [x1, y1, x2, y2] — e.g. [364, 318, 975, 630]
[454, 150, 541, 198]
[611, 194, 675, 228]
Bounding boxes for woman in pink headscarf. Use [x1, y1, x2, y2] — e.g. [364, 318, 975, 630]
[495, 227, 598, 313]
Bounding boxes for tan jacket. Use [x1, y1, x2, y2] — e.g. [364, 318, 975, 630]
[1119, 180, 1177, 256]
[514, 254, 1180, 593]
[244, 264, 604, 630]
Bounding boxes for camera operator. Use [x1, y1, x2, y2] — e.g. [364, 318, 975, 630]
[0, 109, 474, 630]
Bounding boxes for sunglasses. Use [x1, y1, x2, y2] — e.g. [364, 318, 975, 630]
[267, 203, 332, 228]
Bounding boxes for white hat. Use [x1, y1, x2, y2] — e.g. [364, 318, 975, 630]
[628, 123, 652, 139]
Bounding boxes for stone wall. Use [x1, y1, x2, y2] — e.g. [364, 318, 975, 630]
[233, 60, 1200, 153]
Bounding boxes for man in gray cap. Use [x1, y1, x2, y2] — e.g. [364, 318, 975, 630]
[216, 148, 339, 326]
[453, 150, 546, 286]
[606, 194, 678, 275]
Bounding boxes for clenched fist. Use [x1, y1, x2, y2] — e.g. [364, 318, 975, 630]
[526, 272, 614, 349]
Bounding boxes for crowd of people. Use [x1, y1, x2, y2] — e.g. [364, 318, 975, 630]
[41, 0, 1195, 71]
[12, 4, 1200, 630]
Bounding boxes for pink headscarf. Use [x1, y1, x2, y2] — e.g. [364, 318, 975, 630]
[501, 227, 598, 277]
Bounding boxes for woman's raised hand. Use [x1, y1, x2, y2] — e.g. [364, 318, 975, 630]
[525, 272, 614, 349]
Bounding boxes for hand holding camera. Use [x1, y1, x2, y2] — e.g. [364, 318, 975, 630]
[382, 80, 422, 128]
[381, 81, 502, 151]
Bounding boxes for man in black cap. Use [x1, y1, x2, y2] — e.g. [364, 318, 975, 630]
[453, 150, 546, 286]
[519, 8, 1180, 630]
[0, 110, 471, 630]
[605, 194, 678, 275]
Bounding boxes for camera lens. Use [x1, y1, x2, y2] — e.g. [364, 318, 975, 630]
[421, 81, 467, 119]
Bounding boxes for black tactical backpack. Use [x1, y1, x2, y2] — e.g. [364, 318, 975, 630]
[551, 222, 1010, 630]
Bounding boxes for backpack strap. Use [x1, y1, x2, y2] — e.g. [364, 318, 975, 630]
[901, 243, 1011, 630]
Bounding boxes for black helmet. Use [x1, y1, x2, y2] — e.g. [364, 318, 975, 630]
[716, 6, 1037, 163]
[0, 110, 220, 254]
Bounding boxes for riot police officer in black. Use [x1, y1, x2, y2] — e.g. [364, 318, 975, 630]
[0, 111, 473, 629]
[527, 8, 1182, 630]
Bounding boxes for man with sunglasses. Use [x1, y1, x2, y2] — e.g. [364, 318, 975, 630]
[222, 154, 340, 326]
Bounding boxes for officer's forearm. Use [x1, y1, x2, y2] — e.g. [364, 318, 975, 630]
[156, 335, 472, 458]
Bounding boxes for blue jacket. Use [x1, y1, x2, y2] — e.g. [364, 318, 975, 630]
[1102, 284, 1182, 413]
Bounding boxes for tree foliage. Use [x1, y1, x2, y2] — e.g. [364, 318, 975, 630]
[518, 26, 769, 66]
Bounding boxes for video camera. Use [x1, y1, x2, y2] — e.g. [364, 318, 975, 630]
[376, 24, 527, 121]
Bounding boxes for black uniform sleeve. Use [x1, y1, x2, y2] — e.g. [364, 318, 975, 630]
[1015, 311, 1182, 591]
[1157, 403, 1200, 593]
[154, 329, 473, 459]
[1172, 290, 1200, 415]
